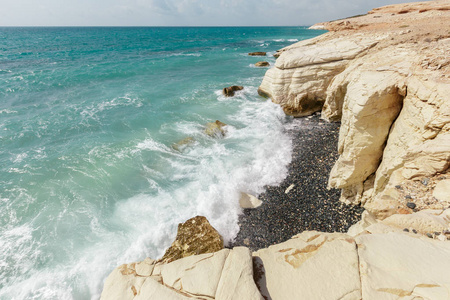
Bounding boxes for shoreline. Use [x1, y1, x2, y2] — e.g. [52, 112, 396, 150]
[231, 113, 364, 251]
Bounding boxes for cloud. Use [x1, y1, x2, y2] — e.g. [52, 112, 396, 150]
[0, 0, 425, 26]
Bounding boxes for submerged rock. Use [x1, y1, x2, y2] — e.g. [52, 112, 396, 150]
[171, 137, 195, 152]
[222, 85, 243, 97]
[161, 216, 224, 263]
[255, 61, 270, 67]
[248, 51, 266, 56]
[204, 120, 227, 138]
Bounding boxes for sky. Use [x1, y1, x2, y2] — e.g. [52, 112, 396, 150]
[0, 0, 425, 26]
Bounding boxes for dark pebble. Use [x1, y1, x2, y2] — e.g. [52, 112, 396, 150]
[434, 232, 441, 236]
[395, 185, 403, 190]
[421, 178, 429, 186]
[426, 233, 433, 238]
[412, 229, 418, 234]
[230, 114, 364, 251]
[405, 195, 412, 200]
[406, 202, 416, 209]
[403, 228, 409, 232]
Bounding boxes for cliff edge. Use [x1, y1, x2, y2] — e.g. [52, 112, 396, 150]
[259, 0, 450, 217]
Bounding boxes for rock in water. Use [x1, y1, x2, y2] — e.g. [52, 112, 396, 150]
[239, 192, 263, 209]
[161, 216, 224, 263]
[171, 137, 195, 152]
[255, 61, 270, 67]
[204, 120, 227, 138]
[248, 51, 267, 56]
[222, 85, 244, 97]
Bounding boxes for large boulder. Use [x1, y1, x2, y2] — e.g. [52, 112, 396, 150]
[161, 216, 224, 263]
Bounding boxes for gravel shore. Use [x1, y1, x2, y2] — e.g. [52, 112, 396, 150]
[230, 113, 364, 251]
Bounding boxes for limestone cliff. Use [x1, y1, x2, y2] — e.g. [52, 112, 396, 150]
[259, 0, 450, 217]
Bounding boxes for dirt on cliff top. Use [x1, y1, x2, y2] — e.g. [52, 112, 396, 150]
[313, 1, 450, 47]
[310, 0, 450, 81]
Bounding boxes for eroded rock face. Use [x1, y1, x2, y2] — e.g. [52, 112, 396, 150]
[259, 0, 450, 217]
[161, 216, 224, 263]
[258, 35, 381, 117]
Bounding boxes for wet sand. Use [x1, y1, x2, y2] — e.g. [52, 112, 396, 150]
[231, 113, 364, 251]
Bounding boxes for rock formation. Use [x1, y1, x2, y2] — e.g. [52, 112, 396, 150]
[254, 61, 270, 67]
[101, 209, 450, 300]
[204, 120, 227, 138]
[248, 52, 266, 56]
[161, 216, 224, 263]
[222, 85, 244, 97]
[259, 0, 450, 218]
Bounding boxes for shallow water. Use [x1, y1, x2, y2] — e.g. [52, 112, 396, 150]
[0, 26, 325, 299]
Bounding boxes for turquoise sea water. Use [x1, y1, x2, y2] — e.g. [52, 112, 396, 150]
[0, 27, 324, 299]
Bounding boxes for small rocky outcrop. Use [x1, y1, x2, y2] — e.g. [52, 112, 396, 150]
[222, 85, 243, 97]
[161, 216, 224, 263]
[204, 120, 227, 138]
[254, 61, 270, 67]
[248, 52, 267, 56]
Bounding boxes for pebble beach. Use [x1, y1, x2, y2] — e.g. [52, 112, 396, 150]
[231, 113, 365, 251]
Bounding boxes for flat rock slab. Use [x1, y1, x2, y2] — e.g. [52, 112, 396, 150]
[356, 232, 450, 300]
[253, 231, 361, 300]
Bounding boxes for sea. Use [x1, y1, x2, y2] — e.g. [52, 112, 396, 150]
[0, 26, 325, 299]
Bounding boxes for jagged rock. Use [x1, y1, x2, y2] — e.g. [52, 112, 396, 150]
[205, 120, 227, 138]
[248, 52, 266, 56]
[254, 61, 270, 67]
[239, 193, 262, 209]
[172, 137, 195, 152]
[161, 216, 224, 263]
[253, 231, 362, 300]
[222, 85, 243, 97]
